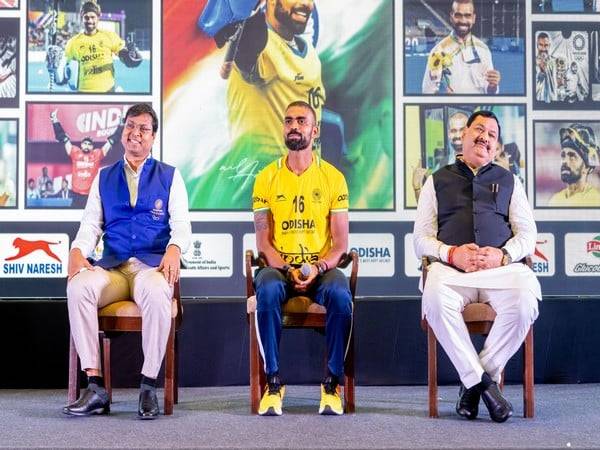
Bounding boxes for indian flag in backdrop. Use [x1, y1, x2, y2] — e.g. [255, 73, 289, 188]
[162, 0, 394, 211]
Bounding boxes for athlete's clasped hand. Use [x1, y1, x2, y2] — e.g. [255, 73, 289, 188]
[287, 265, 319, 292]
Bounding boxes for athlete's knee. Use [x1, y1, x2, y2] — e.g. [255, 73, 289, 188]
[255, 268, 286, 311]
[323, 280, 352, 316]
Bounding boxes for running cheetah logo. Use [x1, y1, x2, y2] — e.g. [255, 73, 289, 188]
[5, 238, 62, 262]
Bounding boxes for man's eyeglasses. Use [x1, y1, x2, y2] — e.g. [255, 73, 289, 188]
[125, 121, 153, 135]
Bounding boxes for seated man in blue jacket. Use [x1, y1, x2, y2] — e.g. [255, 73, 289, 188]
[63, 104, 191, 419]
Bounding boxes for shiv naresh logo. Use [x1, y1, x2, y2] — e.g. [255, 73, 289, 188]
[5, 238, 62, 262]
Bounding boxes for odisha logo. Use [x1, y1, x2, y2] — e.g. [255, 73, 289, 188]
[586, 235, 600, 258]
[350, 246, 391, 258]
[281, 219, 315, 230]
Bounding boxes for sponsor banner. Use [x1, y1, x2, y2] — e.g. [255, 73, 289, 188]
[243, 233, 394, 277]
[181, 234, 233, 278]
[532, 233, 555, 276]
[565, 233, 600, 276]
[0, 233, 69, 278]
[404, 233, 420, 277]
[346, 233, 394, 277]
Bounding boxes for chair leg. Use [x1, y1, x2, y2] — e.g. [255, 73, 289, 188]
[523, 326, 535, 418]
[344, 331, 356, 413]
[249, 312, 262, 414]
[68, 333, 79, 403]
[102, 335, 112, 403]
[164, 318, 176, 415]
[427, 323, 438, 418]
[174, 332, 179, 405]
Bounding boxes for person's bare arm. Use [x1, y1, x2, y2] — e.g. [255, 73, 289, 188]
[254, 210, 287, 268]
[322, 211, 349, 270]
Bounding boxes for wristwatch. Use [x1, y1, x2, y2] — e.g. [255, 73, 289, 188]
[501, 248, 512, 266]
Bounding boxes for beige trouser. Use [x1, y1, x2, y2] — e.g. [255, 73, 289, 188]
[422, 264, 539, 389]
[66, 258, 173, 378]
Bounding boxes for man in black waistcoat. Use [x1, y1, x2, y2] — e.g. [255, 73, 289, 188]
[413, 110, 541, 423]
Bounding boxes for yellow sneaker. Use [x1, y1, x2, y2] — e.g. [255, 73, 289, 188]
[258, 382, 285, 416]
[319, 378, 344, 415]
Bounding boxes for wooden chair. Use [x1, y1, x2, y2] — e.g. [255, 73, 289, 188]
[246, 250, 358, 414]
[421, 256, 534, 418]
[67, 281, 182, 415]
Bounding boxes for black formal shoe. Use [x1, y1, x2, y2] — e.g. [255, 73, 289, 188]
[138, 389, 159, 420]
[455, 384, 480, 420]
[62, 388, 109, 416]
[481, 382, 513, 423]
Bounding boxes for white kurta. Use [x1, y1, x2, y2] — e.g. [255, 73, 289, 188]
[413, 169, 541, 388]
[413, 173, 542, 300]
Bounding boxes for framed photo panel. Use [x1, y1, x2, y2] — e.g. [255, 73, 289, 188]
[26, 0, 152, 94]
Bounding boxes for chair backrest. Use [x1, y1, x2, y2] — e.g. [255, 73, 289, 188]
[245, 250, 359, 301]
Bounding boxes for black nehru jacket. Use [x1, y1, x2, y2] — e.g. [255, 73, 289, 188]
[433, 159, 514, 248]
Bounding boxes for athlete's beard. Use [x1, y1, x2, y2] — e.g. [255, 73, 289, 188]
[560, 164, 584, 184]
[275, 1, 311, 35]
[452, 22, 473, 39]
[285, 132, 309, 151]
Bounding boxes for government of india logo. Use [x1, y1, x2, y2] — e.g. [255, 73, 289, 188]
[586, 236, 600, 258]
[193, 241, 202, 258]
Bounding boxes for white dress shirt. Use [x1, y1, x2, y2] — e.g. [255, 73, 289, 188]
[72, 157, 192, 258]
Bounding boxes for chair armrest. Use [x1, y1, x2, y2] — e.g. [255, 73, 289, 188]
[174, 279, 183, 327]
[337, 251, 359, 300]
[245, 250, 256, 297]
[245, 250, 269, 298]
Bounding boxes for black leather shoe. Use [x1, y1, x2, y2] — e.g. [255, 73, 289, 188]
[63, 388, 109, 416]
[138, 389, 159, 419]
[456, 384, 480, 420]
[481, 382, 513, 423]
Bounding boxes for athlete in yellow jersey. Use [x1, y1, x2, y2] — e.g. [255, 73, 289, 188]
[190, 0, 325, 208]
[227, 24, 324, 155]
[251, 101, 351, 417]
[253, 146, 347, 264]
[46, 1, 141, 93]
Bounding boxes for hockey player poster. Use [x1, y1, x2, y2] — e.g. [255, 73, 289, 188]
[162, 0, 394, 211]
